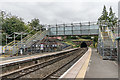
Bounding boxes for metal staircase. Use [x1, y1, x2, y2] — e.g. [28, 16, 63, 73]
[98, 26, 117, 60]
[2, 40, 19, 55]
[2, 30, 48, 55]
[25, 30, 48, 48]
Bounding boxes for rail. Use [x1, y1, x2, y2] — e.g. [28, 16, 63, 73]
[1, 48, 87, 79]
[98, 25, 117, 60]
[2, 30, 48, 55]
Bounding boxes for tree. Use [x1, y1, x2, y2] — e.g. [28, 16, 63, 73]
[29, 18, 40, 28]
[0, 11, 6, 23]
[98, 6, 117, 27]
[0, 11, 6, 31]
[108, 6, 117, 26]
[0, 10, 38, 45]
[98, 5, 109, 22]
[2, 16, 25, 34]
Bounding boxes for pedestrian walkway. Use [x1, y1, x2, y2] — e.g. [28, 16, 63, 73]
[84, 48, 118, 79]
[0, 48, 78, 66]
[59, 48, 118, 80]
[59, 47, 91, 79]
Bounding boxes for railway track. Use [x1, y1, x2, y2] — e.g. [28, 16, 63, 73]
[2, 48, 88, 80]
[1, 49, 77, 74]
[43, 48, 87, 79]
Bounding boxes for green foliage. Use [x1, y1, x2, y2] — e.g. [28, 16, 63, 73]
[94, 36, 98, 42]
[0, 10, 40, 45]
[108, 6, 117, 26]
[98, 5, 109, 21]
[2, 33, 6, 45]
[29, 18, 40, 28]
[81, 35, 91, 39]
[98, 5, 117, 27]
[2, 16, 25, 34]
[66, 36, 78, 39]
[66, 36, 71, 39]
[71, 36, 78, 39]
[0, 33, 2, 45]
[0, 11, 7, 23]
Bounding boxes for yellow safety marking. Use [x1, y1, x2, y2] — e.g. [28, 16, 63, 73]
[0, 54, 10, 58]
[0, 57, 4, 58]
[0, 48, 76, 64]
[76, 48, 92, 79]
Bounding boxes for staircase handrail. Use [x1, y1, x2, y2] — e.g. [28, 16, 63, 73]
[106, 27, 115, 42]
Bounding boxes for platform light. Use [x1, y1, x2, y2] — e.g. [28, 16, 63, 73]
[6, 36, 13, 39]
[91, 37, 94, 39]
[33, 40, 37, 42]
[36, 45, 38, 47]
[105, 29, 111, 32]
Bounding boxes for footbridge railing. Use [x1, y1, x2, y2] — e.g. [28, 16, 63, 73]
[48, 22, 99, 36]
[98, 26, 117, 60]
[2, 30, 48, 55]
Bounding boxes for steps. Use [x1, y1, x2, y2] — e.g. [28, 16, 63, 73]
[98, 27, 117, 60]
[3, 30, 48, 55]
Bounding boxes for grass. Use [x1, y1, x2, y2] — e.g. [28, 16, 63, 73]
[89, 42, 98, 48]
[64, 38, 97, 48]
[63, 39, 80, 48]
[72, 38, 92, 41]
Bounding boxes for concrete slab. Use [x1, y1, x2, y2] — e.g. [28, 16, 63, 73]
[0, 48, 78, 66]
[85, 48, 118, 79]
[59, 48, 91, 79]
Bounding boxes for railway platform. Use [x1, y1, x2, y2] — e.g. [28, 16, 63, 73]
[60, 48, 118, 80]
[0, 48, 77, 66]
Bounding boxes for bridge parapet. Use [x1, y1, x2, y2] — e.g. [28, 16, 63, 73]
[47, 22, 99, 36]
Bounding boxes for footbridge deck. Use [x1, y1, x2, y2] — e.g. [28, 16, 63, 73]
[47, 22, 99, 36]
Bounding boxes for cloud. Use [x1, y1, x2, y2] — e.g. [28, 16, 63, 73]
[0, 1, 118, 24]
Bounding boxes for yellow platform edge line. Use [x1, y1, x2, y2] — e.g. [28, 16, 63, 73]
[76, 48, 92, 79]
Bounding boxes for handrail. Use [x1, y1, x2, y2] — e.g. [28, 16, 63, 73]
[26, 31, 42, 43]
[2, 33, 33, 54]
[10, 31, 42, 54]
[25, 30, 48, 48]
[9, 30, 48, 54]
[2, 40, 19, 51]
[106, 27, 115, 43]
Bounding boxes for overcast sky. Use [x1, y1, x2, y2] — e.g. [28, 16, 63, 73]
[0, 0, 119, 24]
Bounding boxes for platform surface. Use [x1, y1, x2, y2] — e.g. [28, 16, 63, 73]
[59, 47, 91, 79]
[0, 48, 78, 66]
[84, 48, 118, 79]
[59, 48, 118, 80]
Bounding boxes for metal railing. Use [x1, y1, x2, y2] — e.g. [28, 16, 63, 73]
[12, 30, 48, 55]
[2, 30, 48, 55]
[25, 30, 48, 48]
[98, 26, 117, 60]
